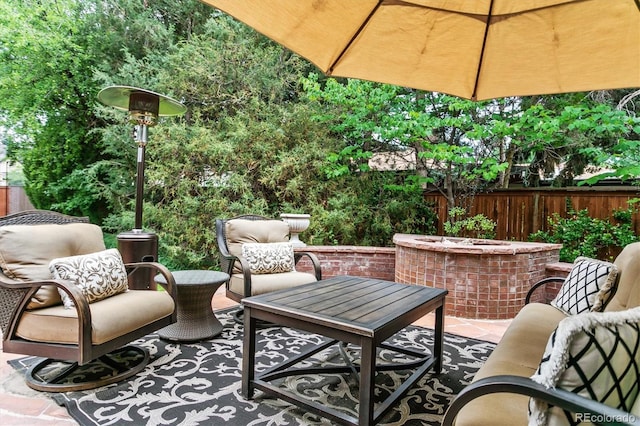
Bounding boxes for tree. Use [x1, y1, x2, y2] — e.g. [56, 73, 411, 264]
[0, 0, 209, 222]
[302, 76, 640, 221]
[302, 75, 513, 214]
[0, 0, 102, 218]
[512, 95, 640, 187]
[106, 16, 436, 268]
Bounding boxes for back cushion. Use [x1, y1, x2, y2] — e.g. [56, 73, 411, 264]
[225, 219, 290, 272]
[0, 223, 106, 309]
[607, 242, 640, 312]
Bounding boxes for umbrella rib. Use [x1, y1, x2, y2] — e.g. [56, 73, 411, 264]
[472, 0, 496, 101]
[328, 0, 384, 74]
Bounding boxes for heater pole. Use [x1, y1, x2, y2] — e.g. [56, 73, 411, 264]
[134, 124, 148, 231]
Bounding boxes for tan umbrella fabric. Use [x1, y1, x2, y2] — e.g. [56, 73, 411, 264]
[201, 0, 640, 100]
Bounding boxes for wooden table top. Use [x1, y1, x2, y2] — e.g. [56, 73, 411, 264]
[243, 275, 447, 338]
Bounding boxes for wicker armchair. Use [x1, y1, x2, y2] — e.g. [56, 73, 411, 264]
[0, 210, 177, 392]
[215, 214, 321, 320]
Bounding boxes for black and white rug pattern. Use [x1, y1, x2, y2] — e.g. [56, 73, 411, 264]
[11, 308, 495, 425]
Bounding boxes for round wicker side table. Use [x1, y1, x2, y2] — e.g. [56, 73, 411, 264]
[156, 270, 230, 342]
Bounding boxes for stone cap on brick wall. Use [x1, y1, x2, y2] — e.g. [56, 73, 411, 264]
[393, 234, 562, 255]
[545, 262, 572, 277]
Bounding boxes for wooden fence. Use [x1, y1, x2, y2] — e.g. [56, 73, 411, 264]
[424, 186, 640, 241]
[0, 186, 34, 216]
[2, 184, 639, 244]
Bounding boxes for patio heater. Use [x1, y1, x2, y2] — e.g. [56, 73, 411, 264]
[97, 86, 186, 289]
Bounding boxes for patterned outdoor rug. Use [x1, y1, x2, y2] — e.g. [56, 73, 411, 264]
[9, 307, 495, 425]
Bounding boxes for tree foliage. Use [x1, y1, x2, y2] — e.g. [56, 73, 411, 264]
[1, 0, 639, 269]
[302, 75, 640, 221]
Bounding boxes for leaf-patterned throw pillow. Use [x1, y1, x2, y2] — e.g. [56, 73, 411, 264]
[241, 242, 295, 274]
[50, 248, 129, 309]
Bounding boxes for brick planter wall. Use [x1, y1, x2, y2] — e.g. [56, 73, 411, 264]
[294, 246, 396, 281]
[294, 241, 566, 320]
[393, 234, 562, 320]
[532, 261, 572, 304]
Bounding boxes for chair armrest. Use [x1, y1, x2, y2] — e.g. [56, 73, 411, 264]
[442, 375, 640, 426]
[219, 252, 237, 275]
[0, 278, 92, 348]
[525, 277, 566, 304]
[236, 256, 253, 298]
[294, 251, 322, 280]
[124, 262, 177, 300]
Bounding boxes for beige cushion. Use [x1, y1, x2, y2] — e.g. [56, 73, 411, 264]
[225, 219, 289, 273]
[49, 248, 129, 309]
[631, 394, 640, 417]
[551, 257, 618, 315]
[229, 271, 317, 297]
[454, 303, 568, 426]
[0, 223, 106, 309]
[16, 290, 175, 345]
[529, 308, 640, 426]
[241, 242, 295, 274]
[608, 242, 640, 312]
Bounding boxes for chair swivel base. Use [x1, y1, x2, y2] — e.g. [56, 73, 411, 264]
[25, 345, 149, 392]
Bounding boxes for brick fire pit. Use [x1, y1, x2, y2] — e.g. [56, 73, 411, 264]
[393, 234, 562, 319]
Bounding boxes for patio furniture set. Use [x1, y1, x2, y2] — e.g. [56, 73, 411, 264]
[0, 210, 639, 425]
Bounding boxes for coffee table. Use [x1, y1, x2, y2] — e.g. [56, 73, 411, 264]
[155, 270, 230, 342]
[242, 275, 447, 426]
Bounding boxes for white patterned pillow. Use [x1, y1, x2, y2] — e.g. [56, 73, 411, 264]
[50, 248, 129, 309]
[241, 242, 295, 274]
[551, 257, 618, 315]
[529, 307, 640, 426]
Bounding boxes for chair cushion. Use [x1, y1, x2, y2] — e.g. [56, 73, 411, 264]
[229, 271, 317, 297]
[49, 248, 129, 309]
[15, 290, 175, 345]
[454, 303, 568, 426]
[551, 257, 618, 315]
[241, 242, 295, 274]
[0, 223, 106, 309]
[632, 394, 640, 417]
[529, 307, 640, 426]
[608, 242, 640, 312]
[225, 219, 289, 273]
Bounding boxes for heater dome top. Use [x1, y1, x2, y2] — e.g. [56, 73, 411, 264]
[97, 86, 186, 121]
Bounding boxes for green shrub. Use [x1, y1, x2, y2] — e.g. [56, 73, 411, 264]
[529, 199, 640, 262]
[443, 207, 496, 239]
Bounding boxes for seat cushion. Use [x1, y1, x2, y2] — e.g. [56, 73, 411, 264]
[229, 271, 317, 297]
[16, 290, 175, 345]
[0, 223, 106, 309]
[454, 303, 568, 426]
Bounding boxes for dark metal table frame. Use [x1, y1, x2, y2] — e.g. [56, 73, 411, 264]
[242, 275, 447, 426]
[156, 270, 230, 342]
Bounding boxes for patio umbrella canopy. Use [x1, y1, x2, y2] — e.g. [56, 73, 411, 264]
[201, 0, 640, 100]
